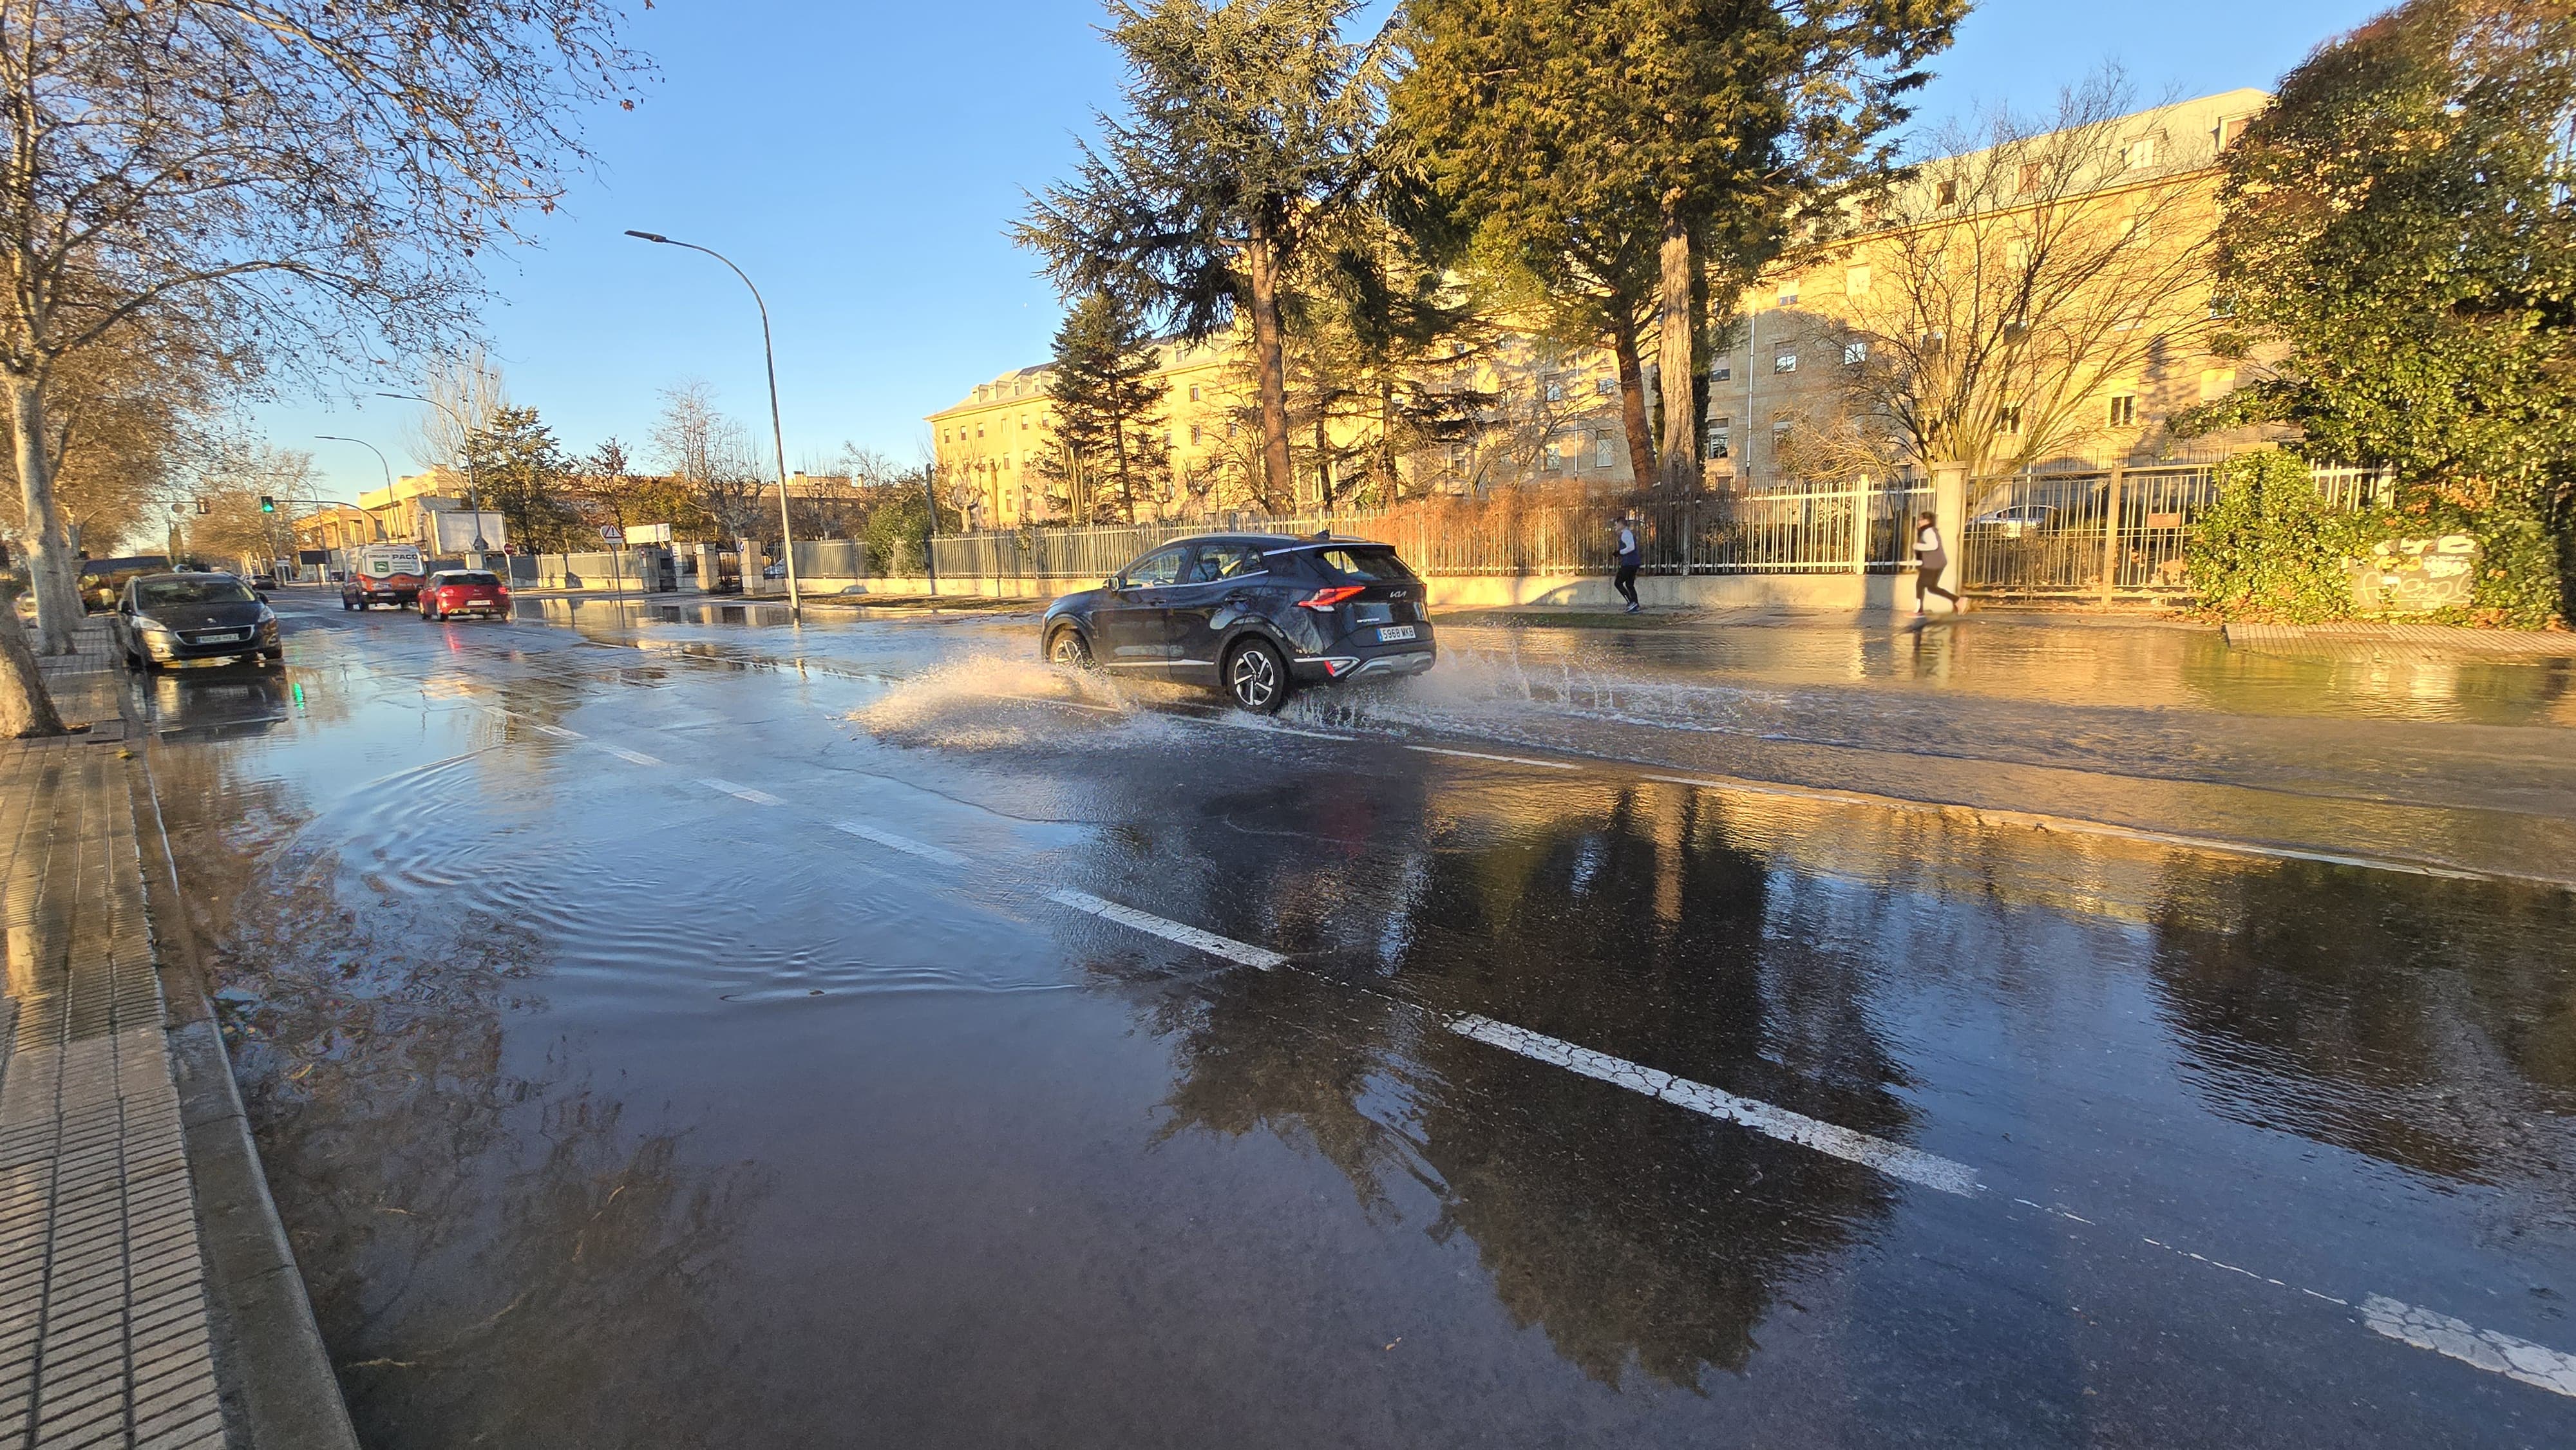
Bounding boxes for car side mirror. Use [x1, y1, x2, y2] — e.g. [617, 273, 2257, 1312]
[1104, 576, 1123, 592]
[254, 590, 269, 603]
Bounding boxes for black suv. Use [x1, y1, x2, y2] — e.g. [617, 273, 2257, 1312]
[1041, 534, 1435, 711]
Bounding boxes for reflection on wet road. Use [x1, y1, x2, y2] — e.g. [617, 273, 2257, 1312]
[135, 592, 2576, 1447]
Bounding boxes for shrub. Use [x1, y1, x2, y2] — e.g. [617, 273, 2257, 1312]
[2185, 451, 2391, 622]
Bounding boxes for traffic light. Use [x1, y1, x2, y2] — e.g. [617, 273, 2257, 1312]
[194, 499, 209, 514]
[258, 495, 275, 513]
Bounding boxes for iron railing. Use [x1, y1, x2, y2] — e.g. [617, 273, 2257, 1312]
[928, 486, 1938, 582]
[1958, 464, 2389, 596]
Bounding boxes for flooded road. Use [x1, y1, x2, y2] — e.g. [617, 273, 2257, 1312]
[133, 590, 2576, 1447]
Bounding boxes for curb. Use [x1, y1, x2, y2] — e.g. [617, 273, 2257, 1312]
[129, 752, 359, 1449]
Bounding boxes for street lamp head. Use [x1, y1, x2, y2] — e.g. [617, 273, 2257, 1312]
[625, 230, 670, 244]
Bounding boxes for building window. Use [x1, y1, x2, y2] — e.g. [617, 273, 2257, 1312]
[2108, 394, 2138, 428]
[1937, 178, 1958, 207]
[1706, 417, 1730, 460]
[2199, 368, 2236, 402]
[1189, 384, 1201, 402]
[2125, 135, 2163, 170]
[1595, 430, 1615, 468]
[1777, 277, 1800, 306]
[1845, 264, 1872, 297]
[1842, 341, 1868, 366]
[1544, 378, 1564, 403]
[1774, 352, 1798, 374]
[1998, 402, 2023, 435]
[1448, 443, 1470, 474]
[1542, 439, 1562, 472]
[2218, 115, 2253, 149]
[1595, 377, 1615, 395]
[1190, 424, 1202, 444]
[2018, 162, 2045, 194]
[1713, 360, 1732, 382]
[1021, 414, 1030, 430]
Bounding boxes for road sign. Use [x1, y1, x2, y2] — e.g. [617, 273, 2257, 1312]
[627, 523, 674, 545]
[599, 525, 624, 543]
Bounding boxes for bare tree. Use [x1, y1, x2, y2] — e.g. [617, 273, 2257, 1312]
[0, 3, 647, 663]
[1817, 74, 2224, 475]
[402, 350, 511, 477]
[185, 444, 318, 565]
[649, 381, 766, 540]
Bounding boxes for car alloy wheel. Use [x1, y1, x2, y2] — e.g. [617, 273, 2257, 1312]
[1049, 628, 1092, 668]
[1226, 639, 1287, 714]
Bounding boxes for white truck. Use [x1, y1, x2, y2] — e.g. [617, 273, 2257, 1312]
[341, 542, 426, 610]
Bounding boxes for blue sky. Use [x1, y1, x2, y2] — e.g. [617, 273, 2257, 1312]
[263, 0, 2391, 501]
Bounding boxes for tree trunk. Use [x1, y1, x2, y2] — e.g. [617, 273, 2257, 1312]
[1613, 323, 1656, 491]
[1245, 226, 1294, 511]
[1314, 415, 1331, 509]
[1376, 378, 1396, 501]
[1656, 203, 1702, 494]
[0, 598, 63, 739]
[6, 370, 77, 654]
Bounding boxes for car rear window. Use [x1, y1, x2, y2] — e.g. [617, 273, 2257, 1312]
[443, 572, 500, 587]
[1312, 547, 1416, 583]
[137, 578, 254, 608]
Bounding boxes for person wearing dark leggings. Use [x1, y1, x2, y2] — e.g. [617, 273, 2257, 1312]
[1914, 511, 1961, 616]
[1610, 516, 1642, 613]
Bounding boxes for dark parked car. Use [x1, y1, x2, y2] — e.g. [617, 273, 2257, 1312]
[79, 555, 172, 613]
[112, 572, 279, 670]
[419, 569, 510, 621]
[1041, 533, 1435, 713]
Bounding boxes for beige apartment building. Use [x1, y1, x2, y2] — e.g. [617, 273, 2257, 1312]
[1710, 89, 2277, 488]
[931, 89, 2271, 523]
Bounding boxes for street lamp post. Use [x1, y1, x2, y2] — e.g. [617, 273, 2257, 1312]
[314, 435, 394, 550]
[377, 392, 491, 554]
[625, 230, 802, 620]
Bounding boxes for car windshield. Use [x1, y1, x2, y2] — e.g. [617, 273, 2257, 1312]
[1313, 546, 1414, 583]
[135, 578, 253, 608]
[441, 572, 500, 587]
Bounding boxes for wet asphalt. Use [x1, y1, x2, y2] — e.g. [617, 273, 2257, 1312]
[126, 589, 2576, 1448]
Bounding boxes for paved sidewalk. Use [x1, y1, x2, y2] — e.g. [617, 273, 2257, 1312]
[0, 725, 223, 1446]
[2224, 619, 2576, 656]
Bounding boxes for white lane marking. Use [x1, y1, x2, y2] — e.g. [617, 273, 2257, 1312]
[532, 723, 585, 740]
[603, 746, 664, 767]
[1045, 889, 1287, 970]
[1406, 744, 1579, 771]
[1447, 1013, 1982, 1196]
[2363, 1296, 2576, 1399]
[1215, 717, 1354, 742]
[1001, 693, 1124, 715]
[696, 777, 784, 806]
[833, 820, 972, 867]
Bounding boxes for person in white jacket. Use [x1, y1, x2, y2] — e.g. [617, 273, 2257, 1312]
[1913, 512, 1962, 616]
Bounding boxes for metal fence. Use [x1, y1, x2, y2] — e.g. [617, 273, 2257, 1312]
[929, 485, 1939, 583]
[1959, 464, 2389, 597]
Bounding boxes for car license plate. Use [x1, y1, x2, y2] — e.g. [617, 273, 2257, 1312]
[202, 632, 244, 643]
[1378, 625, 1417, 643]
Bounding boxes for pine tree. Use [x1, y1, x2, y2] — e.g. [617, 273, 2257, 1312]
[1017, 1, 1383, 509]
[1039, 294, 1173, 523]
[1394, 0, 1962, 491]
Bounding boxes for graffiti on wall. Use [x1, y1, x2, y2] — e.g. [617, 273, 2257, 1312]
[2345, 535, 2479, 613]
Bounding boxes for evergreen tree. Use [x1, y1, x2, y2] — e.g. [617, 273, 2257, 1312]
[1394, 0, 1961, 491]
[1039, 294, 1172, 523]
[468, 406, 578, 552]
[1017, 0, 1383, 509]
[2194, 0, 2575, 623]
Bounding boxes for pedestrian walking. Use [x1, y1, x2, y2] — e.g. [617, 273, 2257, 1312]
[1610, 516, 1643, 614]
[1913, 511, 1962, 617]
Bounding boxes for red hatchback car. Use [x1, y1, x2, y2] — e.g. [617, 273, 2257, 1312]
[419, 569, 511, 621]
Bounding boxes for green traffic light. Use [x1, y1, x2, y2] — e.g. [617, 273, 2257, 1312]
[258, 495, 275, 513]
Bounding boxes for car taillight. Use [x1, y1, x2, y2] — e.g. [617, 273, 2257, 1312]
[1298, 586, 1365, 612]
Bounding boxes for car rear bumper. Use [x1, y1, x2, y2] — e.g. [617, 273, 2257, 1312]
[1294, 646, 1436, 683]
[350, 590, 415, 603]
